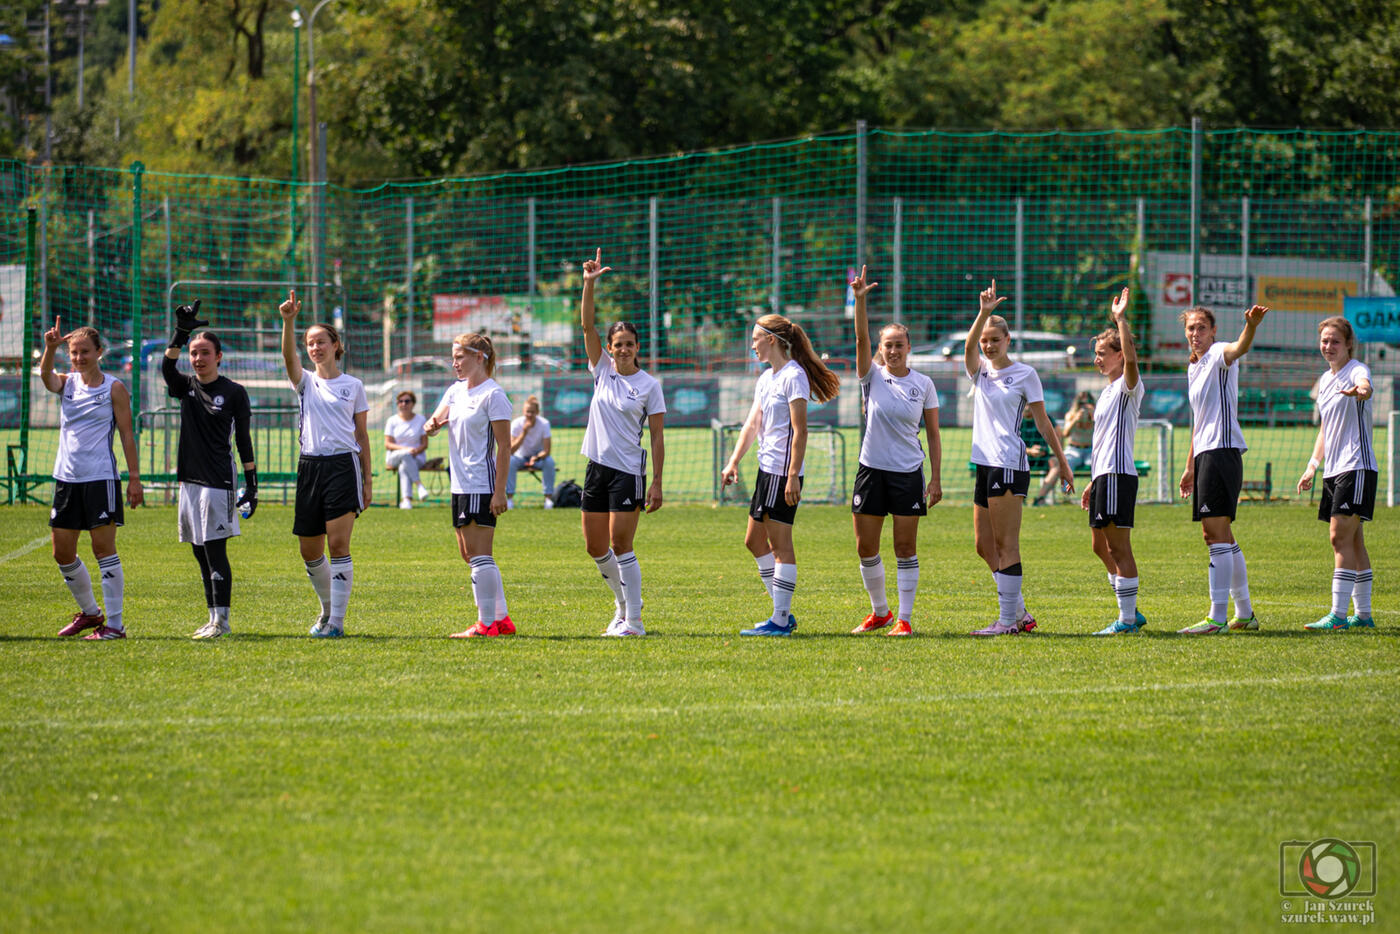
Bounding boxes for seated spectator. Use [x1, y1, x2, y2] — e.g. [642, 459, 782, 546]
[507, 395, 556, 508]
[385, 391, 429, 509]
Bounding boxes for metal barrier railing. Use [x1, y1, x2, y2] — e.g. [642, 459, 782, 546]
[137, 406, 302, 505]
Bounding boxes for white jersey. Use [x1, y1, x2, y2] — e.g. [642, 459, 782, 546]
[440, 378, 512, 494]
[1090, 375, 1145, 478]
[970, 361, 1043, 470]
[511, 414, 552, 459]
[296, 371, 368, 456]
[858, 364, 939, 473]
[53, 372, 120, 483]
[384, 412, 426, 449]
[581, 354, 666, 476]
[1317, 359, 1376, 477]
[1187, 342, 1246, 453]
[754, 360, 812, 476]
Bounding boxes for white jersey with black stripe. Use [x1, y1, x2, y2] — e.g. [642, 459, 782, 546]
[1317, 359, 1376, 477]
[1090, 375, 1145, 479]
[755, 360, 812, 477]
[53, 373, 120, 483]
[858, 364, 939, 473]
[970, 360, 1042, 471]
[1187, 342, 1247, 453]
[440, 378, 513, 495]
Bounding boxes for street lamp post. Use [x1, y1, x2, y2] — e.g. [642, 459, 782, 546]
[304, 0, 335, 320]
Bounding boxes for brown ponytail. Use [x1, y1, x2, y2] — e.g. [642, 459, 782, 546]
[757, 313, 840, 403]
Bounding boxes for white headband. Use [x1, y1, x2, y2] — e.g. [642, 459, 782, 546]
[757, 324, 790, 348]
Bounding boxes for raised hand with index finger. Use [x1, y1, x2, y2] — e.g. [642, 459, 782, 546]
[582, 248, 611, 282]
[979, 279, 1007, 315]
[279, 289, 301, 320]
[44, 315, 66, 348]
[850, 264, 878, 300]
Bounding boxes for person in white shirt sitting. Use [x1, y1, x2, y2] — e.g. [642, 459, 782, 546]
[506, 394, 555, 509]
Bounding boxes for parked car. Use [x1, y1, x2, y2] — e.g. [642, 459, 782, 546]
[907, 330, 1090, 375]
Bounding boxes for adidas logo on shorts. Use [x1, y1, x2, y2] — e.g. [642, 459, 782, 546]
[1200, 505, 1210, 512]
[216, 524, 226, 532]
[1095, 513, 1104, 521]
[991, 482, 1001, 489]
[98, 511, 109, 520]
[623, 498, 632, 505]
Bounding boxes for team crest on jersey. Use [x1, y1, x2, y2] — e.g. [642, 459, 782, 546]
[853, 494, 863, 506]
[213, 395, 225, 407]
[338, 388, 351, 399]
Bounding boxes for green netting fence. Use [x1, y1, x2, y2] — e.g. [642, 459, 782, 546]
[1, 126, 1396, 506]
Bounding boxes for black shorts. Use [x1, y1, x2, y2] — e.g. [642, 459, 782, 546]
[293, 453, 364, 537]
[50, 479, 124, 530]
[973, 464, 1029, 508]
[582, 461, 645, 513]
[852, 464, 927, 517]
[1192, 448, 1242, 522]
[749, 469, 802, 525]
[1088, 473, 1138, 529]
[451, 492, 499, 529]
[1319, 470, 1376, 522]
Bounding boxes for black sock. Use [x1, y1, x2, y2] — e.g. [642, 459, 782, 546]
[191, 544, 214, 607]
[999, 562, 1023, 577]
[204, 538, 232, 608]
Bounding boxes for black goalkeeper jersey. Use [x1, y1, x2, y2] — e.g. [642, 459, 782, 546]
[163, 356, 254, 489]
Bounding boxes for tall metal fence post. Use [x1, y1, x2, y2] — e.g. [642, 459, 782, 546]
[855, 120, 867, 270]
[130, 161, 145, 433]
[770, 196, 781, 314]
[1362, 196, 1373, 296]
[892, 196, 902, 322]
[405, 196, 415, 363]
[39, 169, 48, 331]
[1240, 196, 1249, 295]
[526, 195, 536, 303]
[1014, 196, 1025, 355]
[1190, 117, 1202, 297]
[648, 196, 659, 370]
[87, 209, 96, 325]
[162, 194, 173, 337]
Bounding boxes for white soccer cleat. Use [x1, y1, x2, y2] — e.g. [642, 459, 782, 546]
[399, 498, 413, 510]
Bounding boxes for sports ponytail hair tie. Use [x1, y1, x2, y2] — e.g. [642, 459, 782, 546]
[757, 324, 790, 348]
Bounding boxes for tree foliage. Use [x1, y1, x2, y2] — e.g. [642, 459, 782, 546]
[15, 0, 1400, 177]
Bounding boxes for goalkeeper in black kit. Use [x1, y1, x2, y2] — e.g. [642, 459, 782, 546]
[162, 301, 258, 639]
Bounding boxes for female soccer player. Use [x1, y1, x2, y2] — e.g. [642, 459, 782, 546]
[1081, 288, 1147, 635]
[40, 318, 143, 640]
[424, 333, 515, 638]
[280, 289, 372, 638]
[1177, 302, 1269, 634]
[385, 390, 429, 509]
[1297, 316, 1377, 631]
[721, 310, 840, 636]
[578, 249, 667, 637]
[965, 280, 1072, 636]
[162, 301, 258, 639]
[847, 266, 941, 637]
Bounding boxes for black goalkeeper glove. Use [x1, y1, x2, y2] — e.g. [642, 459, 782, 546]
[169, 299, 208, 349]
[237, 468, 258, 519]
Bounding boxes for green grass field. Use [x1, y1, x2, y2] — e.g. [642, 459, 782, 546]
[1, 502, 1395, 931]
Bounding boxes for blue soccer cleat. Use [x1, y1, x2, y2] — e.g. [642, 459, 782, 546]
[1346, 614, 1375, 629]
[1094, 619, 1144, 636]
[741, 617, 795, 637]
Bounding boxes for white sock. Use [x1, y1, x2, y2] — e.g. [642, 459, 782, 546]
[754, 552, 776, 598]
[593, 550, 625, 616]
[305, 556, 332, 621]
[1230, 544, 1252, 620]
[896, 556, 919, 623]
[1107, 571, 1119, 596]
[470, 555, 499, 626]
[859, 555, 888, 616]
[328, 555, 353, 629]
[1353, 570, 1373, 617]
[993, 569, 1021, 625]
[772, 562, 796, 626]
[1207, 544, 1232, 622]
[97, 554, 123, 630]
[1332, 569, 1357, 617]
[214, 606, 230, 628]
[1115, 576, 1139, 624]
[59, 559, 101, 616]
[616, 551, 643, 625]
[495, 570, 509, 621]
